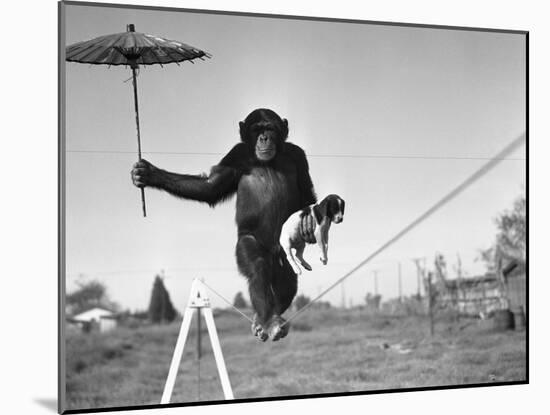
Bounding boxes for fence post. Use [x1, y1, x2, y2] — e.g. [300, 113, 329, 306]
[427, 272, 435, 336]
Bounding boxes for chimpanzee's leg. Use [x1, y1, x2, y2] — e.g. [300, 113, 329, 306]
[236, 234, 274, 341]
[268, 252, 298, 340]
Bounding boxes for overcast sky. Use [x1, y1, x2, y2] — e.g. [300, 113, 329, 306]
[63, 3, 526, 312]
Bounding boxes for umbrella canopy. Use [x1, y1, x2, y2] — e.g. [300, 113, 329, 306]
[66, 24, 211, 67]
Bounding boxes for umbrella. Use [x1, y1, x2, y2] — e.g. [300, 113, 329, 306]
[66, 24, 211, 217]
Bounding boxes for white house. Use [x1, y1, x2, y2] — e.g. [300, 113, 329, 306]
[71, 307, 117, 333]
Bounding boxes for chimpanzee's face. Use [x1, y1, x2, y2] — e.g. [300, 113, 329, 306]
[239, 109, 289, 163]
[252, 120, 279, 161]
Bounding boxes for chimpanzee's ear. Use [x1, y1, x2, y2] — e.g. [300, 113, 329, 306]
[281, 118, 289, 141]
[313, 199, 327, 224]
[239, 121, 247, 142]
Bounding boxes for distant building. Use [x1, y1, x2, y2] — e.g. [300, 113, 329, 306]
[502, 261, 526, 314]
[429, 266, 526, 317]
[70, 307, 117, 333]
[434, 273, 503, 316]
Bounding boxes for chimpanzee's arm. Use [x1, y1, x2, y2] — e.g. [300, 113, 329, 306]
[285, 143, 317, 207]
[285, 143, 317, 242]
[131, 144, 247, 207]
[154, 166, 239, 206]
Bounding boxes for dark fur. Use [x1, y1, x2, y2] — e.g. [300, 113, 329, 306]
[131, 108, 316, 337]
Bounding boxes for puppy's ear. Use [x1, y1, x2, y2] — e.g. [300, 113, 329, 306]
[313, 199, 327, 224]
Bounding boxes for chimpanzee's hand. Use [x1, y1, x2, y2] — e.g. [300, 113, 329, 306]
[300, 212, 316, 244]
[131, 159, 160, 188]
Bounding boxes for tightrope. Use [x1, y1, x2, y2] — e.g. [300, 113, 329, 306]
[201, 280, 255, 324]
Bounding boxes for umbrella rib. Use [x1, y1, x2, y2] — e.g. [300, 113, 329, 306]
[74, 44, 114, 63]
[175, 48, 196, 64]
[161, 47, 183, 65]
[69, 33, 124, 63]
[66, 42, 97, 60]
[142, 35, 158, 48]
[163, 39, 197, 62]
[169, 47, 193, 63]
[181, 48, 202, 62]
[86, 32, 126, 64]
[66, 33, 113, 57]
[67, 37, 112, 62]
[148, 46, 165, 66]
[142, 35, 167, 64]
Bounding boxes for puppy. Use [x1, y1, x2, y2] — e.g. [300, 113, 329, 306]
[280, 194, 345, 275]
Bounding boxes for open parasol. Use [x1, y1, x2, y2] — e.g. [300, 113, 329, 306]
[66, 24, 211, 217]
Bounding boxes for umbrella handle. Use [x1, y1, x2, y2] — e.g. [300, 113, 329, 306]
[140, 187, 147, 217]
[131, 64, 147, 218]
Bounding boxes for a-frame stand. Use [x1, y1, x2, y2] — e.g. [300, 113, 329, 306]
[160, 278, 234, 403]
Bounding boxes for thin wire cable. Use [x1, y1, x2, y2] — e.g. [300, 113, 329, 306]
[281, 133, 526, 327]
[201, 280, 254, 324]
[65, 148, 525, 161]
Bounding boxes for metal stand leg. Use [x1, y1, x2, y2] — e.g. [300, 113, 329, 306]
[160, 279, 234, 403]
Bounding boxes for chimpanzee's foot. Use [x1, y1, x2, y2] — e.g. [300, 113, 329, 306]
[268, 315, 290, 341]
[251, 316, 269, 342]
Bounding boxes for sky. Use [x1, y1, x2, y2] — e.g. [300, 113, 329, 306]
[63, 3, 526, 312]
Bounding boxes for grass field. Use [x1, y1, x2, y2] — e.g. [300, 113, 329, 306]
[65, 308, 526, 411]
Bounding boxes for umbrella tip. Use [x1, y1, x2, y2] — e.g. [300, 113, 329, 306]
[127, 24, 135, 32]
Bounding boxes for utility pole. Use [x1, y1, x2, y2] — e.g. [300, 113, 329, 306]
[341, 281, 346, 309]
[412, 257, 426, 298]
[373, 270, 379, 296]
[398, 262, 403, 301]
[427, 272, 435, 336]
[456, 253, 464, 310]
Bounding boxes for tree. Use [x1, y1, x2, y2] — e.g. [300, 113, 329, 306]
[66, 278, 118, 315]
[233, 292, 248, 309]
[148, 275, 177, 324]
[294, 294, 311, 311]
[495, 194, 526, 262]
[481, 193, 526, 271]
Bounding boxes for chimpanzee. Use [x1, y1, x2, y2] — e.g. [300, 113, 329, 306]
[131, 108, 317, 341]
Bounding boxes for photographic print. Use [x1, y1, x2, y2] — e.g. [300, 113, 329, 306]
[59, 1, 527, 413]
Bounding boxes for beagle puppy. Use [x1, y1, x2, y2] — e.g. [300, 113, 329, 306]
[280, 194, 345, 275]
